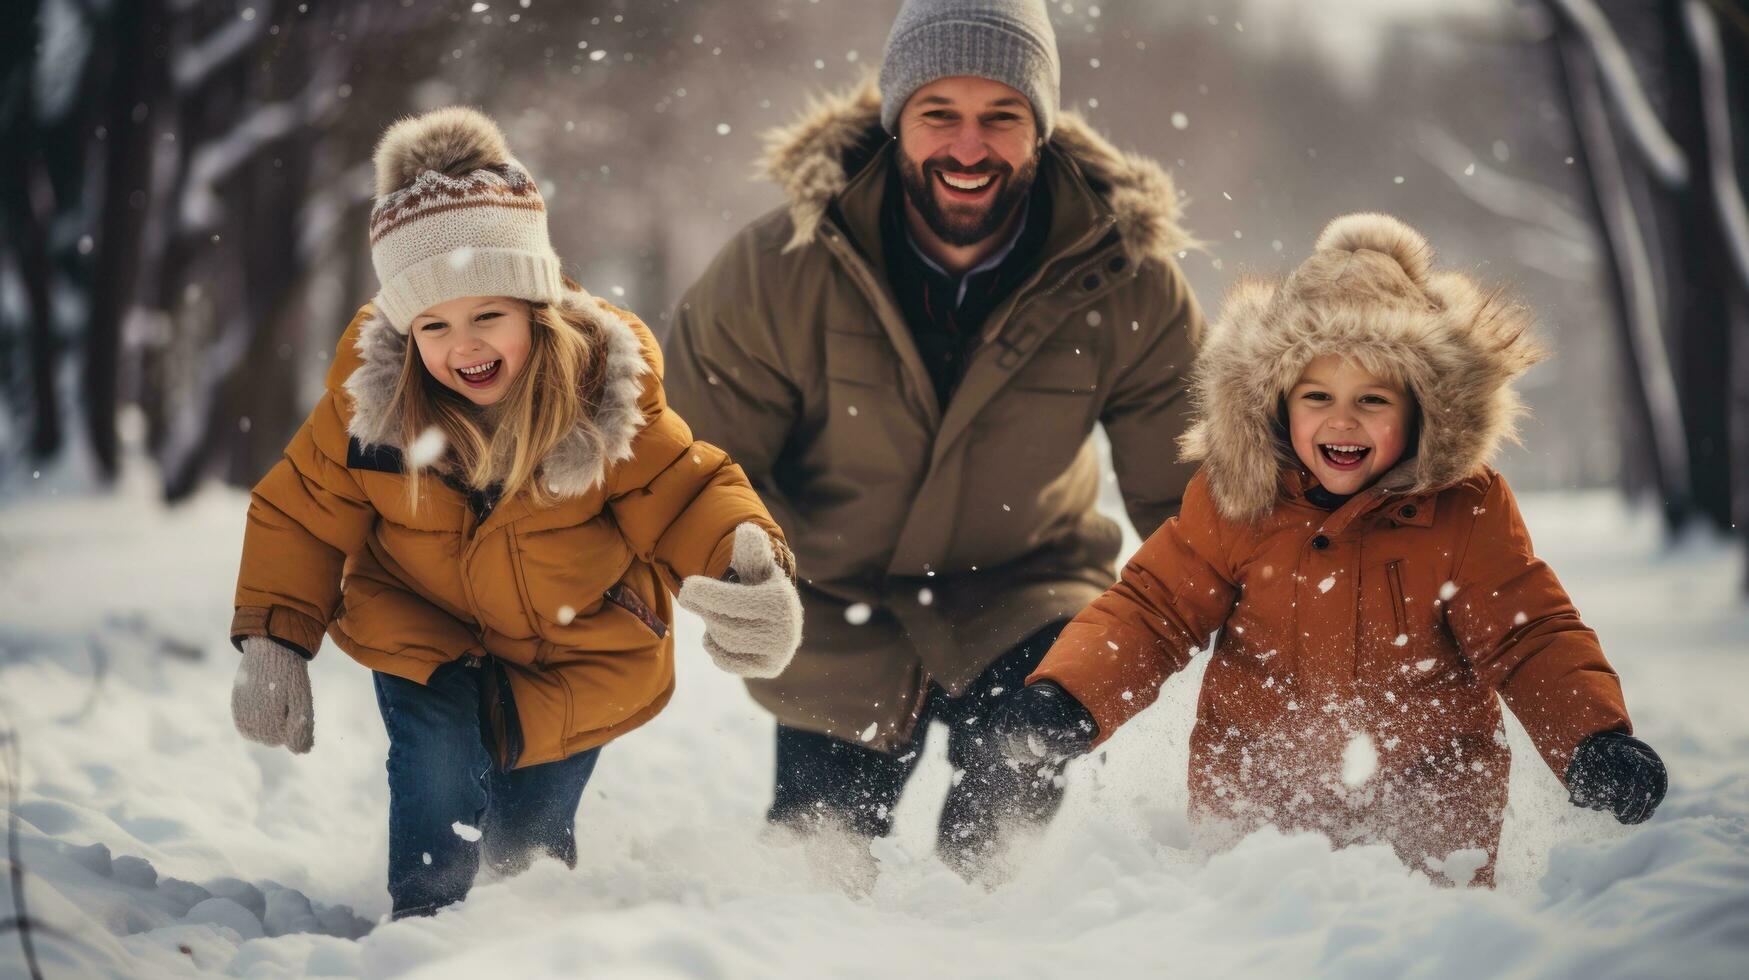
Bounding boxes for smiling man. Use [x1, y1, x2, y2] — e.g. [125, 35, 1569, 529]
[666, 0, 1205, 876]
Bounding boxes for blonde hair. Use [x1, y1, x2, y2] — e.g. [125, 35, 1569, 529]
[395, 299, 607, 510]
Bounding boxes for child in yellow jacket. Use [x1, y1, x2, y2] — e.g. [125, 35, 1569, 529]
[228, 108, 802, 917]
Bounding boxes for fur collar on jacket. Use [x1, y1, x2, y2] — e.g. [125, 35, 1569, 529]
[759, 80, 1192, 265]
[342, 284, 649, 497]
[1178, 212, 1547, 524]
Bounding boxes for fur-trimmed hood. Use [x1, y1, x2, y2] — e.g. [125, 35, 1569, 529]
[1178, 212, 1547, 524]
[341, 283, 650, 497]
[758, 80, 1193, 265]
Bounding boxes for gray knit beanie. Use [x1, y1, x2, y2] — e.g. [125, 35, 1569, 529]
[878, 0, 1061, 137]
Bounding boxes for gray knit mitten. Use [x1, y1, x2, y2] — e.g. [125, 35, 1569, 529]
[231, 636, 314, 754]
[676, 523, 804, 679]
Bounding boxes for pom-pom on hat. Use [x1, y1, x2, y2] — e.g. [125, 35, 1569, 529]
[367, 107, 563, 334]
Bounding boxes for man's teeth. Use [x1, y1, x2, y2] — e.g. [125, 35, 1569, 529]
[459, 361, 499, 377]
[940, 173, 993, 190]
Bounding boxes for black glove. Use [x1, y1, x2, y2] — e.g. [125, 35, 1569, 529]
[1565, 730, 1667, 825]
[991, 682, 1098, 766]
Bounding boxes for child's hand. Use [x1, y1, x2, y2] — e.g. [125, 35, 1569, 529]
[676, 522, 803, 679]
[991, 682, 1098, 766]
[231, 636, 315, 754]
[1565, 730, 1667, 824]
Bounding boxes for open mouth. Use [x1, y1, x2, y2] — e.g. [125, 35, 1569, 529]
[934, 169, 997, 200]
[1319, 443, 1371, 470]
[456, 359, 502, 388]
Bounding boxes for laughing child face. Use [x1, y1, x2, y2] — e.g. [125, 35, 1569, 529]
[409, 295, 533, 407]
[1286, 355, 1415, 495]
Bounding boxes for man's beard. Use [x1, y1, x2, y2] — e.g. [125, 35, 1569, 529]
[898, 150, 1039, 247]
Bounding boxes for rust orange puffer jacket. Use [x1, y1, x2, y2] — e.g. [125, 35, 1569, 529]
[1030, 214, 1633, 886]
[232, 290, 784, 769]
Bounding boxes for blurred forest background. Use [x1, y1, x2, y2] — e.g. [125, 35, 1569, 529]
[1, 0, 1745, 583]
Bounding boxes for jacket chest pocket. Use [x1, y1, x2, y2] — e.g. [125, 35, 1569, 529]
[506, 522, 639, 645]
[1007, 339, 1101, 395]
[1361, 559, 1467, 690]
[817, 329, 929, 482]
[971, 340, 1103, 475]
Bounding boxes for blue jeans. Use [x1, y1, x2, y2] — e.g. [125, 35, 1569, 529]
[769, 620, 1071, 873]
[373, 659, 600, 918]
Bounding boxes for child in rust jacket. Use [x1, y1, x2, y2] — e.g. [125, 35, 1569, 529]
[993, 213, 1665, 886]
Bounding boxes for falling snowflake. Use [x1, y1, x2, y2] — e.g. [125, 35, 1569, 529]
[408, 426, 447, 469]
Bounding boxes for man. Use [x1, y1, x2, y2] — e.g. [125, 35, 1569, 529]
[666, 0, 1204, 874]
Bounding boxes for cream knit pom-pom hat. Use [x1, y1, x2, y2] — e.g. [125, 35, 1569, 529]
[367, 107, 562, 333]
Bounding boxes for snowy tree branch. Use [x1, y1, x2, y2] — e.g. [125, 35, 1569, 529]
[1546, 0, 1691, 188]
[176, 61, 346, 234]
[1682, 0, 1749, 293]
[1558, 31, 1691, 494]
[172, 15, 272, 94]
[1414, 124, 1593, 246]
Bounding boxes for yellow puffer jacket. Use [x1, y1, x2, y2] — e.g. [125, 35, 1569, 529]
[231, 289, 785, 769]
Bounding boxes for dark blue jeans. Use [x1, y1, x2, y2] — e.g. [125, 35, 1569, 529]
[768, 620, 1072, 872]
[373, 659, 600, 918]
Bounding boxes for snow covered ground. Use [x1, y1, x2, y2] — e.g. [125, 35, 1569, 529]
[1, 461, 1746, 979]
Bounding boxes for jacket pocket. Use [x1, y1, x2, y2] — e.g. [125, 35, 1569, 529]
[505, 521, 629, 643]
[825, 329, 898, 387]
[604, 582, 667, 639]
[1008, 341, 1101, 394]
[1386, 560, 1409, 641]
[482, 657, 525, 771]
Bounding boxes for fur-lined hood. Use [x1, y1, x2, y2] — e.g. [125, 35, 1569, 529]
[1178, 212, 1546, 524]
[758, 80, 1193, 265]
[341, 283, 650, 497]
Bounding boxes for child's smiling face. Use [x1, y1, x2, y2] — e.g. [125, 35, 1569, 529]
[409, 295, 533, 406]
[1287, 355, 1414, 495]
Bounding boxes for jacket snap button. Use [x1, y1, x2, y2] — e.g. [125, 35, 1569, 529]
[1311, 534, 1330, 550]
[1082, 274, 1100, 291]
[1400, 505, 1418, 519]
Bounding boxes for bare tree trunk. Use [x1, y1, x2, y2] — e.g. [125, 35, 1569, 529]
[1549, 22, 1691, 524]
[1658, 1, 1738, 533]
[0, 0, 63, 462]
[84, 0, 170, 480]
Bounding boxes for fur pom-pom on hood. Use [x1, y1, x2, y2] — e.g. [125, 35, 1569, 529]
[1178, 212, 1547, 523]
[758, 80, 1193, 264]
[372, 106, 514, 197]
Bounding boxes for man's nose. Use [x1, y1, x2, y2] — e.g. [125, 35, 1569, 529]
[945, 124, 989, 168]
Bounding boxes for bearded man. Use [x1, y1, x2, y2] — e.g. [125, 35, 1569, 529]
[665, 0, 1204, 873]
